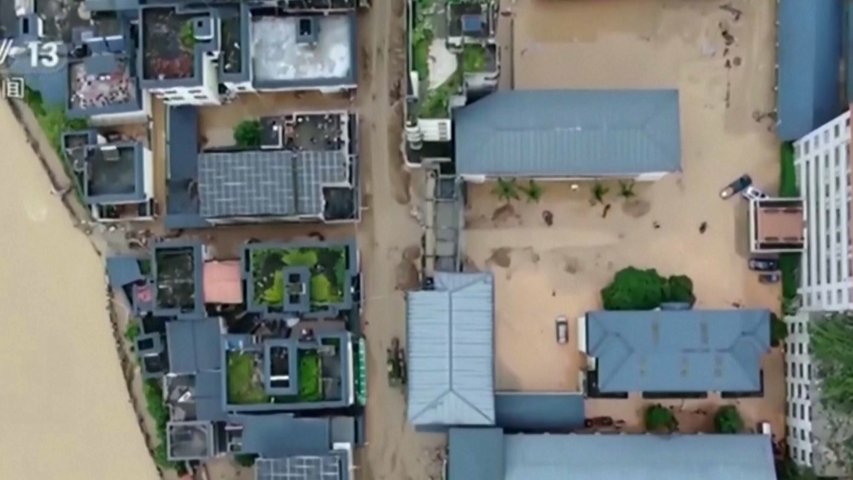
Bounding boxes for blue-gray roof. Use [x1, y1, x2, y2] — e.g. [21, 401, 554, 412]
[448, 428, 504, 480]
[495, 392, 585, 432]
[454, 90, 681, 177]
[502, 434, 775, 480]
[166, 318, 222, 375]
[586, 309, 770, 393]
[777, 0, 843, 141]
[165, 106, 209, 229]
[235, 414, 330, 458]
[195, 370, 226, 422]
[255, 452, 350, 480]
[406, 272, 495, 426]
[106, 256, 143, 290]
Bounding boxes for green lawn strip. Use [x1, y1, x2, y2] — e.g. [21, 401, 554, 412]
[779, 142, 798, 197]
[143, 380, 179, 470]
[298, 350, 323, 402]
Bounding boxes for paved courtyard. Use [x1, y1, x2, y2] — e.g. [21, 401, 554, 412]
[464, 0, 785, 434]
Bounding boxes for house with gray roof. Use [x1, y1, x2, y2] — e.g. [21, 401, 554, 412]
[406, 272, 495, 427]
[61, 130, 154, 222]
[583, 309, 771, 396]
[454, 90, 681, 181]
[448, 428, 776, 480]
[165, 107, 360, 229]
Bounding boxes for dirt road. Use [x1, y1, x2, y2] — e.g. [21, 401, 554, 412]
[355, 1, 446, 479]
[0, 101, 159, 480]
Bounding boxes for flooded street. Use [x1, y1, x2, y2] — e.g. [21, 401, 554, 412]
[0, 101, 159, 480]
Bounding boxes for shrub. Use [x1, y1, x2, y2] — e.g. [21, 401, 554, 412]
[233, 119, 261, 147]
[234, 454, 258, 467]
[780, 253, 800, 300]
[664, 275, 696, 305]
[310, 274, 334, 304]
[124, 320, 141, 342]
[491, 178, 520, 203]
[780, 142, 798, 197]
[282, 249, 319, 268]
[644, 404, 678, 433]
[713, 405, 744, 433]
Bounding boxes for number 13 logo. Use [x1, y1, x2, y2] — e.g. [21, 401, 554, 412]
[27, 41, 60, 69]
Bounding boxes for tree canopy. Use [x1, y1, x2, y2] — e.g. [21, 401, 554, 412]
[713, 405, 744, 433]
[601, 267, 696, 310]
[234, 119, 262, 147]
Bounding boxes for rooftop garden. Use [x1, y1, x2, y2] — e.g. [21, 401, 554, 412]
[154, 247, 196, 310]
[250, 246, 348, 311]
[226, 349, 324, 405]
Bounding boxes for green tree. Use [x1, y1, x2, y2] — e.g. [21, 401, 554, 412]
[713, 405, 744, 433]
[644, 404, 678, 433]
[262, 271, 285, 306]
[180, 21, 195, 50]
[520, 180, 544, 203]
[771, 313, 788, 347]
[601, 267, 666, 310]
[663, 274, 696, 305]
[310, 274, 334, 304]
[234, 119, 262, 147]
[811, 313, 853, 414]
[491, 178, 520, 202]
[618, 180, 636, 199]
[592, 181, 609, 204]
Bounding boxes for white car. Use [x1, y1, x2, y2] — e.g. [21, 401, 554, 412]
[741, 186, 768, 201]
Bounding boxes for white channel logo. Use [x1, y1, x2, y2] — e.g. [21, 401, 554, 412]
[0, 39, 60, 68]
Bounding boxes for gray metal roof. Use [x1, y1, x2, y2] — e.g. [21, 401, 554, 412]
[165, 318, 223, 375]
[586, 309, 770, 393]
[502, 434, 776, 480]
[495, 392, 585, 432]
[255, 455, 345, 480]
[235, 414, 331, 458]
[106, 256, 143, 290]
[406, 272, 495, 426]
[197, 150, 350, 219]
[195, 370, 226, 422]
[448, 428, 504, 480]
[454, 90, 681, 177]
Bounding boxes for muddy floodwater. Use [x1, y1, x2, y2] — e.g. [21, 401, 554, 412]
[0, 101, 159, 480]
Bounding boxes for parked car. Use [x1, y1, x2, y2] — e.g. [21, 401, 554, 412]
[742, 185, 769, 201]
[720, 174, 752, 199]
[749, 257, 779, 271]
[556, 315, 568, 344]
[758, 272, 781, 284]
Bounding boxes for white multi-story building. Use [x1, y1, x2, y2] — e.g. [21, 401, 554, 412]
[794, 110, 853, 311]
[786, 110, 853, 476]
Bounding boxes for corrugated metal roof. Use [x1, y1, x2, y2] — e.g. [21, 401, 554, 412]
[586, 309, 770, 393]
[197, 150, 350, 219]
[448, 428, 504, 480]
[454, 90, 681, 177]
[777, 0, 842, 141]
[406, 272, 495, 425]
[165, 318, 223, 375]
[503, 434, 776, 480]
[495, 392, 585, 432]
[195, 370, 226, 422]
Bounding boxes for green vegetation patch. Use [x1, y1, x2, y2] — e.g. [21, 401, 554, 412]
[644, 404, 678, 433]
[143, 380, 179, 470]
[234, 119, 261, 148]
[779, 142, 799, 197]
[600, 267, 695, 310]
[298, 350, 323, 402]
[24, 87, 88, 200]
[462, 44, 487, 72]
[251, 247, 347, 309]
[226, 352, 269, 405]
[713, 405, 744, 433]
